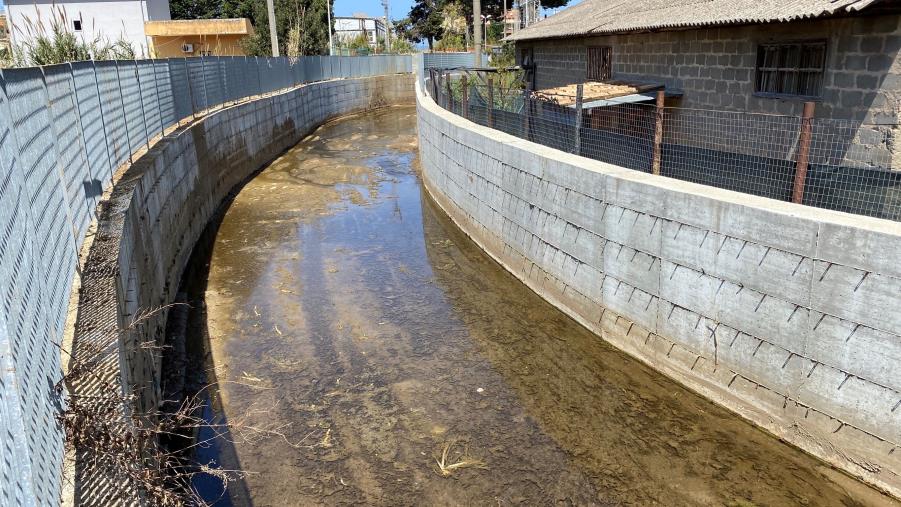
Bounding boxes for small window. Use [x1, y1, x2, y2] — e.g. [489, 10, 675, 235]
[73, 19, 82, 31]
[755, 41, 826, 97]
[587, 46, 612, 81]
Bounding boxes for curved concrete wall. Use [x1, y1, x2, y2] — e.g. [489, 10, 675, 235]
[70, 74, 413, 502]
[415, 80, 901, 497]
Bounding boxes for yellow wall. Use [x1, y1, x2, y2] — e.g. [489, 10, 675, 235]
[149, 34, 249, 58]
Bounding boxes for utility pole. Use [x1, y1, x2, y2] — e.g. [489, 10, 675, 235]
[474, 0, 482, 67]
[326, 0, 334, 55]
[266, 0, 279, 56]
[382, 0, 391, 52]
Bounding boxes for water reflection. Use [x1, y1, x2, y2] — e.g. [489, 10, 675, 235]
[187, 106, 896, 506]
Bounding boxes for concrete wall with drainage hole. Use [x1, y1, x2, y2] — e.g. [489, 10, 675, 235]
[414, 78, 901, 498]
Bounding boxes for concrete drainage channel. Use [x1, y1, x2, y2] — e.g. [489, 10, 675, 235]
[415, 78, 901, 499]
[66, 74, 414, 505]
[63, 68, 900, 503]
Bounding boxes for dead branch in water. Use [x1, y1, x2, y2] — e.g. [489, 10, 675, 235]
[59, 303, 300, 505]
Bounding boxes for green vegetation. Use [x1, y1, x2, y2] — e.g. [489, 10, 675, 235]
[2, 7, 137, 67]
[398, 0, 570, 53]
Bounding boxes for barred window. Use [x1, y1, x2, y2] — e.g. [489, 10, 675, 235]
[755, 41, 826, 97]
[587, 46, 612, 81]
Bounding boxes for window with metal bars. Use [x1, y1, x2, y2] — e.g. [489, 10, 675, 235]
[587, 46, 612, 81]
[755, 41, 826, 98]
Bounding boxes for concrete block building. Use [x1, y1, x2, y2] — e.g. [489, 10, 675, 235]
[144, 18, 255, 57]
[508, 0, 901, 170]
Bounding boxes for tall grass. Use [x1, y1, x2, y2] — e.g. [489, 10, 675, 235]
[3, 4, 137, 68]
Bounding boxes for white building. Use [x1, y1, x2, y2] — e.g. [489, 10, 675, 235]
[334, 14, 386, 49]
[5, 0, 170, 57]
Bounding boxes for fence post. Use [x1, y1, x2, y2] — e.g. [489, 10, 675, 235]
[487, 77, 494, 129]
[461, 75, 469, 120]
[651, 89, 665, 175]
[573, 83, 583, 155]
[445, 72, 452, 111]
[792, 101, 816, 204]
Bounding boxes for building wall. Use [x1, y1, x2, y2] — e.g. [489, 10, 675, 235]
[415, 77, 901, 499]
[5, 0, 170, 57]
[149, 34, 248, 57]
[516, 14, 901, 168]
[334, 17, 386, 47]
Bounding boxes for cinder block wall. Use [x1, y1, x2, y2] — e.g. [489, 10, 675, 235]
[416, 79, 901, 498]
[517, 15, 901, 168]
[71, 74, 414, 503]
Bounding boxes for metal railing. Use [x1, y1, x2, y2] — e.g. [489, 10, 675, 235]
[428, 70, 901, 222]
[0, 53, 411, 507]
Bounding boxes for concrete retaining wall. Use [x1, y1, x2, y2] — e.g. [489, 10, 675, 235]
[70, 74, 413, 503]
[415, 79, 901, 497]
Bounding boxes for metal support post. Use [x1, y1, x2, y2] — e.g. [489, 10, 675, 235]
[461, 75, 469, 119]
[651, 89, 665, 175]
[487, 77, 494, 128]
[573, 83, 583, 155]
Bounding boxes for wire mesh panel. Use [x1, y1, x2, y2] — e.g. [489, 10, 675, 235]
[94, 61, 131, 168]
[70, 62, 114, 185]
[167, 58, 193, 123]
[202, 57, 224, 112]
[187, 57, 208, 114]
[0, 71, 47, 507]
[582, 103, 656, 172]
[0, 66, 68, 507]
[117, 60, 150, 153]
[153, 59, 176, 130]
[429, 72, 901, 222]
[136, 60, 164, 140]
[43, 64, 94, 243]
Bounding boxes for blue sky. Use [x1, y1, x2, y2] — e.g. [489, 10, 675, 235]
[0, 0, 579, 23]
[334, 0, 414, 20]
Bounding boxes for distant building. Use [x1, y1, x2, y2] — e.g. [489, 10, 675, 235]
[334, 14, 387, 49]
[145, 18, 254, 57]
[502, 8, 520, 39]
[0, 14, 10, 54]
[5, 0, 170, 56]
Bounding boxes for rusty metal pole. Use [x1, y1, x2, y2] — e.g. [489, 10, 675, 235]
[446, 72, 452, 111]
[462, 75, 469, 119]
[573, 83, 583, 155]
[792, 101, 816, 204]
[651, 89, 665, 175]
[487, 77, 494, 128]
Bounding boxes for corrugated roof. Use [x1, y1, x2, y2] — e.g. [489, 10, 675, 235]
[507, 0, 882, 41]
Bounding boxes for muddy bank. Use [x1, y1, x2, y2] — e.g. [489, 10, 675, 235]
[175, 105, 897, 506]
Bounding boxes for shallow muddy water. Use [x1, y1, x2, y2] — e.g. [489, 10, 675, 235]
[183, 106, 897, 506]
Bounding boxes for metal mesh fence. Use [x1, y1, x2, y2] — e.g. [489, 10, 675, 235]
[429, 72, 901, 222]
[0, 53, 411, 506]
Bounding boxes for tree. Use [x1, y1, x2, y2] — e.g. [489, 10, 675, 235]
[220, 0, 333, 56]
[170, 0, 222, 20]
[406, 0, 444, 51]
